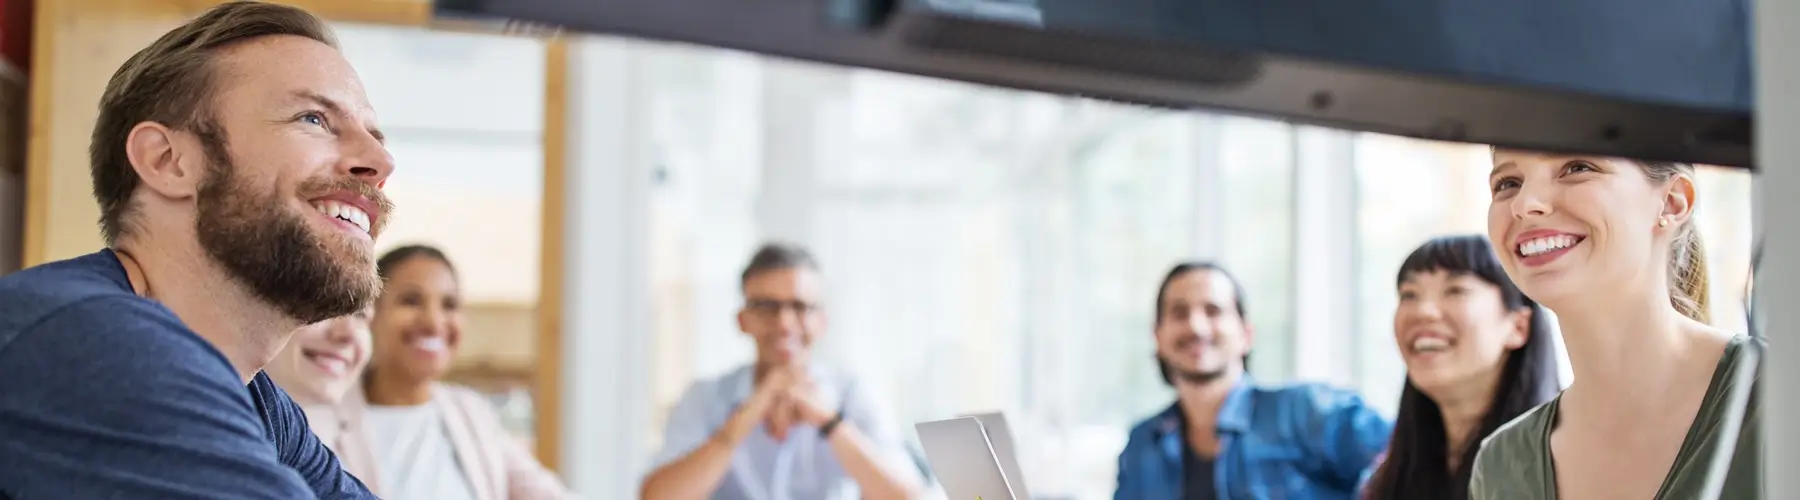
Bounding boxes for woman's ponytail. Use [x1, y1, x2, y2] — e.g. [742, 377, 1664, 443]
[1669, 222, 1711, 324]
[1639, 160, 1711, 324]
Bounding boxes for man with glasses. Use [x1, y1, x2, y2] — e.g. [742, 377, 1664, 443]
[641, 243, 924, 500]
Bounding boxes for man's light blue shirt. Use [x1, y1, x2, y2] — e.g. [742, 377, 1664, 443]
[1114, 379, 1392, 500]
[649, 363, 920, 500]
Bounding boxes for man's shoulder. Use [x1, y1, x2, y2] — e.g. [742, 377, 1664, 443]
[248, 372, 309, 440]
[0, 291, 197, 354]
[668, 365, 754, 414]
[1250, 381, 1369, 410]
[247, 372, 294, 412]
[1251, 380, 1361, 397]
[0, 250, 143, 341]
[248, 373, 380, 499]
[0, 289, 197, 361]
[1124, 404, 1178, 440]
[812, 362, 876, 395]
[0, 252, 231, 387]
[689, 364, 753, 389]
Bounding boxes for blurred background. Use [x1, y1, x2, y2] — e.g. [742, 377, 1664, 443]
[0, 3, 1755, 499]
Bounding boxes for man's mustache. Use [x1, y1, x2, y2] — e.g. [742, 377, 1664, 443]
[1174, 335, 1216, 348]
[299, 176, 396, 233]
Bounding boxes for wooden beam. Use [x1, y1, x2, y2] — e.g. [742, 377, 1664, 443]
[20, 0, 57, 267]
[172, 0, 432, 25]
[534, 37, 569, 473]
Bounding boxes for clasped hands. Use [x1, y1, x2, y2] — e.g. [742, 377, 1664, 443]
[728, 365, 839, 444]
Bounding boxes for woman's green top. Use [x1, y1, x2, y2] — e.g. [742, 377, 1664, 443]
[1469, 335, 1763, 500]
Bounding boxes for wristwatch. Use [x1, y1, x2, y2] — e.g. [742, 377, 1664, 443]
[818, 409, 847, 438]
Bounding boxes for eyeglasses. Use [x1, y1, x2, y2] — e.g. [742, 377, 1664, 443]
[745, 299, 823, 316]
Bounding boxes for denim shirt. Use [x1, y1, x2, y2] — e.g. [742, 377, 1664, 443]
[1354, 453, 1385, 498]
[1114, 381, 1392, 500]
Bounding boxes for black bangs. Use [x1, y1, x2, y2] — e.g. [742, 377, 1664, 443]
[1396, 235, 1526, 310]
[1364, 233, 1563, 500]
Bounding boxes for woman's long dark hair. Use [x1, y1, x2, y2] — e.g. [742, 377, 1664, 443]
[1363, 235, 1562, 500]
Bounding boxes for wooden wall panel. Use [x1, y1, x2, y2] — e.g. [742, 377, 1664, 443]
[534, 37, 568, 473]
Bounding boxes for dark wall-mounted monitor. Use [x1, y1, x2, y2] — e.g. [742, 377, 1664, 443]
[434, 0, 1753, 168]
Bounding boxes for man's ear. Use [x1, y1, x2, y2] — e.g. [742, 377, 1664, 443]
[125, 121, 205, 200]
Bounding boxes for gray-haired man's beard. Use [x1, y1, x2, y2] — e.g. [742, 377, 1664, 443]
[192, 148, 381, 325]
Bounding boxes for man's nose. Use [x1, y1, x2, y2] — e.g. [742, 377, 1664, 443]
[776, 308, 805, 330]
[1184, 314, 1213, 335]
[338, 127, 394, 187]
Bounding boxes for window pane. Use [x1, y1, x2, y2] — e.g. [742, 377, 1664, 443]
[1693, 166, 1755, 332]
[1217, 118, 1297, 382]
[643, 53, 1305, 497]
[1350, 135, 1493, 414]
[643, 45, 764, 455]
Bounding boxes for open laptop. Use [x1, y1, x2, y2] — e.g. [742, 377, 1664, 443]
[959, 412, 1031, 499]
[915, 416, 1021, 500]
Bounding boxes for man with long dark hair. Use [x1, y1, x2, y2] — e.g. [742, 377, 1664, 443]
[1116, 262, 1392, 499]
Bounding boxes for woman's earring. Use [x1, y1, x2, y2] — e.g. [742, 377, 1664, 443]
[1659, 218, 1670, 228]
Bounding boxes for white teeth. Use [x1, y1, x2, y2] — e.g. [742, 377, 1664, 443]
[1413, 337, 1451, 353]
[304, 353, 347, 375]
[1518, 235, 1579, 256]
[413, 337, 448, 353]
[310, 200, 372, 234]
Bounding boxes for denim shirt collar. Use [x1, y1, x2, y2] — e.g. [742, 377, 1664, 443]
[1155, 377, 1255, 437]
[1153, 377, 1255, 463]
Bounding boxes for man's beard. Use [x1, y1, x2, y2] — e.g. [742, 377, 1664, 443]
[1159, 346, 1234, 386]
[1170, 360, 1230, 385]
[192, 134, 384, 324]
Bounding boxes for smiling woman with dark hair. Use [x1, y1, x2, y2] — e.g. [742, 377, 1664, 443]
[294, 244, 574, 500]
[1359, 235, 1561, 500]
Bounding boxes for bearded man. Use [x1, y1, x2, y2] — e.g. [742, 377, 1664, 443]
[0, 2, 388, 498]
[1114, 262, 1392, 500]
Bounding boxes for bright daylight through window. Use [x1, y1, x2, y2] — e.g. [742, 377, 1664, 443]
[634, 40, 1755, 500]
